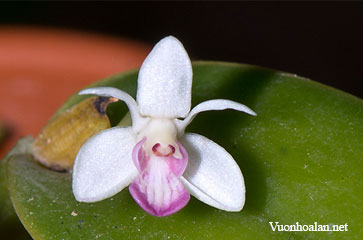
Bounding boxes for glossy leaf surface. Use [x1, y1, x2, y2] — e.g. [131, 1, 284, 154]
[6, 62, 363, 239]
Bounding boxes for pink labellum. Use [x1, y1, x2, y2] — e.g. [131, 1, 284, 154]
[152, 143, 175, 157]
[129, 138, 190, 217]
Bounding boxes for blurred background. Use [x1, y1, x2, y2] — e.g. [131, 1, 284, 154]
[0, 2, 362, 156]
[1, 2, 362, 96]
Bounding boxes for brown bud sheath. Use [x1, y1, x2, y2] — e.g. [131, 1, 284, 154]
[33, 97, 115, 171]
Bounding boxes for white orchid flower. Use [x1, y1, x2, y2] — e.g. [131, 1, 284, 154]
[72, 36, 256, 217]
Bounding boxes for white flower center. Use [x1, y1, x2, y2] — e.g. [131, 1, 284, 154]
[137, 118, 181, 158]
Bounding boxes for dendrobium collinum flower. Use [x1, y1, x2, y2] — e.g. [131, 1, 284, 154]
[72, 36, 256, 217]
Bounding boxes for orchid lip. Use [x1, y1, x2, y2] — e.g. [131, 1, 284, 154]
[152, 143, 176, 157]
[129, 138, 190, 217]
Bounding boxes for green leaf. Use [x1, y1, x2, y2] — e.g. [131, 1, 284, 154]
[0, 137, 33, 239]
[6, 62, 363, 239]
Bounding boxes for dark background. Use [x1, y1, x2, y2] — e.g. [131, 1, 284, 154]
[1, 2, 362, 98]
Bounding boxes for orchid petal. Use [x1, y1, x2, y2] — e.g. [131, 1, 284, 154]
[79, 87, 147, 131]
[137, 36, 193, 118]
[129, 138, 190, 217]
[72, 127, 138, 202]
[176, 99, 256, 134]
[179, 133, 245, 211]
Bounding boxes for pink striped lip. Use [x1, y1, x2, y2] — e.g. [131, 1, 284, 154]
[129, 137, 190, 217]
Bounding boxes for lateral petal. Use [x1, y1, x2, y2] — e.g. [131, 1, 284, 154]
[79, 87, 147, 131]
[176, 99, 256, 134]
[179, 133, 245, 211]
[72, 127, 138, 202]
[137, 36, 193, 118]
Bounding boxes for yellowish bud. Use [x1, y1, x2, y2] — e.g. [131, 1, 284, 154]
[33, 97, 115, 171]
